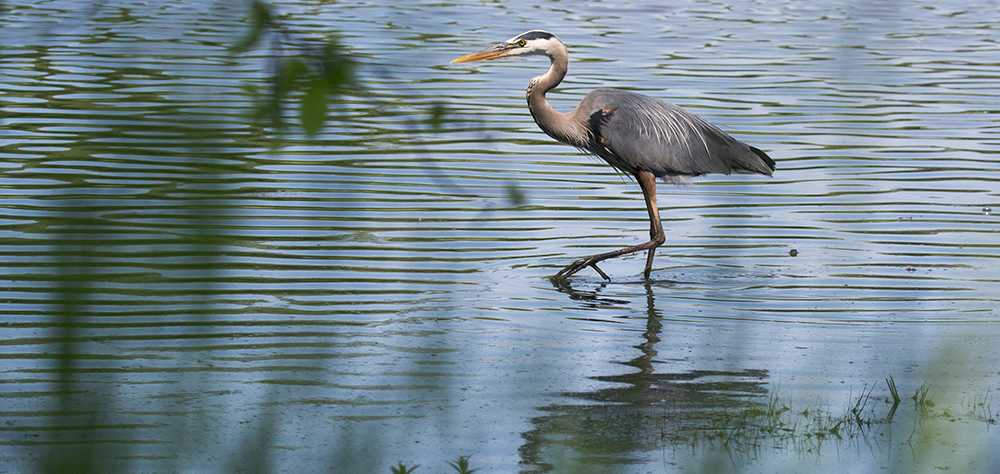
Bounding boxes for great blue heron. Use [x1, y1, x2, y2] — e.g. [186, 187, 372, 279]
[452, 30, 775, 281]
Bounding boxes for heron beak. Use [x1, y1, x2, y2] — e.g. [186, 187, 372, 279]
[451, 43, 511, 63]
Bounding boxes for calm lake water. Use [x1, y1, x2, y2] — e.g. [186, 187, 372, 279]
[2, 0, 999, 472]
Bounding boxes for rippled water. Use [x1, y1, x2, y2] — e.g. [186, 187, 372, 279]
[2, 0, 999, 472]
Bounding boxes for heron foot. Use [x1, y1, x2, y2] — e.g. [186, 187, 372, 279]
[553, 255, 613, 281]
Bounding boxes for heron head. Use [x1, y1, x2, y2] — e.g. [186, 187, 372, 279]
[451, 30, 561, 63]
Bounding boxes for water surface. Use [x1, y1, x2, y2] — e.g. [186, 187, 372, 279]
[1, 0, 999, 472]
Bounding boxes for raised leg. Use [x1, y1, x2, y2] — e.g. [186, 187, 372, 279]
[554, 171, 666, 281]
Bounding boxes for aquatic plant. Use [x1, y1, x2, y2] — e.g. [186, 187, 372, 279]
[389, 462, 419, 474]
[446, 455, 477, 474]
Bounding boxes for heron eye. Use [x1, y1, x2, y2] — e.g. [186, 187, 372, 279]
[518, 40, 526, 47]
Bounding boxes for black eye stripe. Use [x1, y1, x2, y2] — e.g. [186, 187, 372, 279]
[509, 30, 555, 46]
[518, 30, 554, 42]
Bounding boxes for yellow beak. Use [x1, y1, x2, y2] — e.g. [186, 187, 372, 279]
[451, 44, 511, 63]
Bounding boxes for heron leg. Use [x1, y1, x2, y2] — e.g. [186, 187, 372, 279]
[641, 173, 665, 278]
[554, 171, 665, 281]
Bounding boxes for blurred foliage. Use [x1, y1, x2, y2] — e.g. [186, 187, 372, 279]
[230, 2, 526, 205]
[235, 0, 357, 138]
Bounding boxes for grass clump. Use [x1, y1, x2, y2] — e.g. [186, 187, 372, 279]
[965, 387, 997, 425]
[388, 456, 476, 474]
[390, 462, 419, 474]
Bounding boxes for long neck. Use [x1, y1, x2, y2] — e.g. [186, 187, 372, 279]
[526, 42, 585, 147]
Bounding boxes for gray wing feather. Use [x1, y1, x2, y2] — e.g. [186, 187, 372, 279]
[578, 88, 774, 177]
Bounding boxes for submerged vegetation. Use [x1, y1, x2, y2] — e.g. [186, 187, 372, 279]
[966, 388, 997, 425]
[385, 377, 997, 472]
[696, 379, 902, 457]
[697, 377, 999, 463]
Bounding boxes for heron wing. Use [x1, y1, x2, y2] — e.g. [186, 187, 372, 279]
[580, 88, 774, 177]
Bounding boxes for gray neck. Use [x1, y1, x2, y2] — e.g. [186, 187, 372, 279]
[526, 42, 587, 147]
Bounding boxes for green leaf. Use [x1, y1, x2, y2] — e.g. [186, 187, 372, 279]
[233, 24, 263, 51]
[279, 58, 309, 92]
[250, 0, 274, 26]
[322, 55, 355, 91]
[427, 104, 447, 130]
[505, 183, 526, 207]
[300, 80, 327, 137]
[232, 0, 274, 51]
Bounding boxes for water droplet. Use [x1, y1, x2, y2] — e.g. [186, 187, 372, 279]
[789, 249, 798, 257]
[984, 207, 992, 216]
